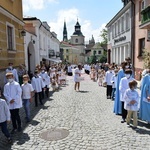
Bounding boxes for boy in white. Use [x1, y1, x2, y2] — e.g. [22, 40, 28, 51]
[124, 80, 139, 129]
[105, 67, 114, 99]
[111, 69, 118, 100]
[5, 63, 19, 83]
[0, 98, 12, 143]
[22, 75, 34, 122]
[119, 69, 134, 123]
[31, 70, 45, 107]
[3, 72, 22, 133]
[39, 67, 50, 98]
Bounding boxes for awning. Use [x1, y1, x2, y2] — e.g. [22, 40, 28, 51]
[43, 57, 62, 63]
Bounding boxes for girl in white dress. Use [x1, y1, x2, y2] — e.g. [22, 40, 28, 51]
[74, 64, 82, 91]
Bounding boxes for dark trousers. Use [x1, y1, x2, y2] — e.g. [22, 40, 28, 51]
[111, 88, 116, 100]
[106, 85, 112, 97]
[35, 92, 43, 106]
[42, 86, 49, 98]
[121, 102, 127, 120]
[10, 109, 21, 130]
[0, 121, 10, 138]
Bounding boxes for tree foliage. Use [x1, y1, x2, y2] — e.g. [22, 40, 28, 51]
[99, 28, 108, 46]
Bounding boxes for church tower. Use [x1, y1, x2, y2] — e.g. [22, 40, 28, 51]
[71, 19, 85, 64]
[63, 20, 68, 41]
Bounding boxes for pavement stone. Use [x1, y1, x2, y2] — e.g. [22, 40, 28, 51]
[0, 72, 150, 150]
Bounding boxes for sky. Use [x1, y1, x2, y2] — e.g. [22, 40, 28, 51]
[22, 0, 123, 43]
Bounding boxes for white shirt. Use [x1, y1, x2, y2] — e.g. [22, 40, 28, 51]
[0, 99, 11, 123]
[119, 77, 134, 102]
[124, 89, 139, 111]
[105, 71, 114, 86]
[21, 83, 34, 99]
[3, 81, 22, 110]
[31, 76, 45, 92]
[68, 66, 72, 73]
[39, 72, 50, 86]
[111, 74, 117, 88]
[74, 68, 81, 82]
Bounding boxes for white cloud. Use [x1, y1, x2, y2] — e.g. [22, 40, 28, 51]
[49, 8, 106, 43]
[22, 0, 59, 13]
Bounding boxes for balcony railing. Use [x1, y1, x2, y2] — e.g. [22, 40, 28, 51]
[141, 6, 150, 27]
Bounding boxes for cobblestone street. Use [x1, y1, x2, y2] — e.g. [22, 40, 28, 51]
[1, 73, 150, 150]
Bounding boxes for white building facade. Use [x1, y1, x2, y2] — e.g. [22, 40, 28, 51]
[106, 2, 132, 65]
[24, 17, 60, 73]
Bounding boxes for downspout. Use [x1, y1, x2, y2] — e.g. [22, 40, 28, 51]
[131, 0, 135, 73]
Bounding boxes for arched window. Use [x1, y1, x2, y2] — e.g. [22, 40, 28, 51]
[75, 38, 78, 43]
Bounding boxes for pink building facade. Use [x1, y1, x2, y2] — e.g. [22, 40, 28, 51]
[134, 0, 150, 80]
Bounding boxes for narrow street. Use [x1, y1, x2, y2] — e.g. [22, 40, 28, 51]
[1, 73, 150, 150]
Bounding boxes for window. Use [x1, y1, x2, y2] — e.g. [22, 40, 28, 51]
[112, 25, 114, 38]
[126, 13, 130, 30]
[108, 27, 110, 41]
[141, 0, 145, 10]
[75, 38, 78, 43]
[66, 55, 69, 60]
[121, 16, 124, 32]
[139, 0, 145, 21]
[139, 38, 145, 57]
[115, 22, 117, 37]
[7, 24, 15, 51]
[98, 51, 101, 54]
[118, 20, 120, 34]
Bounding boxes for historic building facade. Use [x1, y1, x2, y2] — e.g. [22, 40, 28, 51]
[23, 17, 60, 73]
[61, 20, 85, 64]
[0, 0, 25, 68]
[134, 0, 150, 80]
[0, 0, 24, 86]
[106, 1, 132, 65]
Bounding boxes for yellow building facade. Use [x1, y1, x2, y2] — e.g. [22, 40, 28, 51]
[60, 41, 80, 64]
[0, 0, 24, 69]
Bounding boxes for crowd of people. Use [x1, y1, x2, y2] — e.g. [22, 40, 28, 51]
[83, 57, 150, 131]
[0, 58, 150, 143]
[0, 62, 68, 143]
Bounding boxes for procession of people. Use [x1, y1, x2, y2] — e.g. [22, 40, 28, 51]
[0, 59, 150, 144]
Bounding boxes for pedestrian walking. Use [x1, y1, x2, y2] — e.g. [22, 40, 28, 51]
[0, 98, 12, 143]
[74, 64, 82, 91]
[31, 70, 45, 107]
[5, 63, 19, 83]
[111, 69, 118, 100]
[21, 75, 34, 122]
[124, 80, 139, 129]
[105, 67, 114, 99]
[3, 72, 22, 134]
[114, 61, 128, 115]
[119, 69, 134, 123]
[139, 69, 150, 123]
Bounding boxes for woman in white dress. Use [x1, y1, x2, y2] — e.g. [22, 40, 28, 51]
[74, 64, 82, 91]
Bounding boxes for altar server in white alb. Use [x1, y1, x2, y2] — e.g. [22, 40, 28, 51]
[124, 80, 139, 129]
[119, 69, 134, 123]
[5, 63, 19, 83]
[31, 70, 45, 107]
[0, 98, 12, 143]
[39, 67, 50, 98]
[3, 72, 22, 134]
[21, 75, 34, 123]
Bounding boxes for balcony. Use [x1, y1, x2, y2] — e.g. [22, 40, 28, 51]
[140, 5, 150, 29]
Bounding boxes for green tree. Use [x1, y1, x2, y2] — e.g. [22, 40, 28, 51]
[99, 28, 108, 46]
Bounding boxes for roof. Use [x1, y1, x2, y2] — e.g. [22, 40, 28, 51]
[92, 43, 103, 49]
